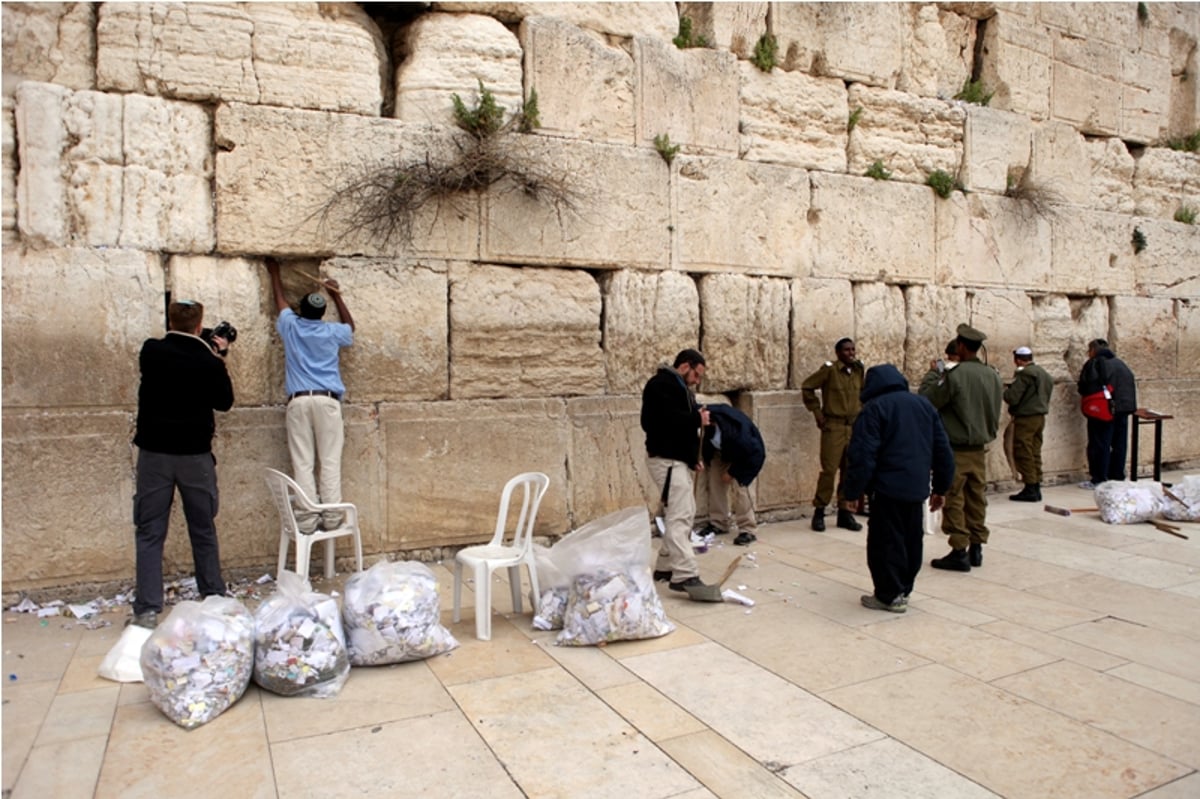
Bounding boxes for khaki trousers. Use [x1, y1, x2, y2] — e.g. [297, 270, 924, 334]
[704, 453, 757, 534]
[814, 417, 853, 507]
[942, 448, 989, 550]
[648, 456, 699, 581]
[1011, 414, 1045, 485]
[286, 395, 345, 532]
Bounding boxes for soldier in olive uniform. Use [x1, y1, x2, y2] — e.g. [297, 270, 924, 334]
[801, 338, 865, 532]
[1004, 346, 1054, 502]
[919, 324, 1003, 571]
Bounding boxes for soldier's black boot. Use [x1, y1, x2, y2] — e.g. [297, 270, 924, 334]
[811, 507, 826, 532]
[968, 542, 983, 567]
[836, 508, 863, 531]
[931, 548, 971, 572]
[1009, 483, 1041, 502]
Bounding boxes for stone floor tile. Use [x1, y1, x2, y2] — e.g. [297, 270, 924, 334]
[993, 660, 1200, 768]
[260, 659, 456, 743]
[1120, 540, 1200, 569]
[1166, 580, 1200, 599]
[58, 651, 110, 693]
[958, 548, 1089, 590]
[427, 612, 557, 686]
[118, 681, 150, 706]
[597, 680, 707, 742]
[1, 679, 57, 791]
[598, 619, 709, 658]
[657, 730, 805, 798]
[991, 528, 1196, 589]
[1104, 662, 1200, 706]
[863, 613, 1059, 682]
[449, 667, 701, 799]
[1055, 616, 1200, 683]
[758, 546, 841, 574]
[912, 597, 998, 626]
[272, 710, 520, 798]
[1027, 573, 1200, 639]
[35, 684, 119, 745]
[96, 688, 275, 799]
[782, 536, 867, 572]
[914, 573, 1104, 631]
[1132, 772, 1200, 798]
[977, 619, 1128, 670]
[781, 738, 1001, 799]
[822, 663, 1191, 798]
[520, 629, 642, 689]
[10, 734, 107, 799]
[2, 620, 80, 683]
[683, 601, 929, 693]
[622, 641, 883, 765]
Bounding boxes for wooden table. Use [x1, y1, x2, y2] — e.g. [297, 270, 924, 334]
[1130, 408, 1173, 483]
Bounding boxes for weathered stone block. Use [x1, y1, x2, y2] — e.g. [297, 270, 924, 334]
[1051, 61, 1121, 136]
[847, 85, 965, 182]
[1132, 147, 1200, 220]
[1030, 294, 1083, 382]
[852, 283, 907, 373]
[1083, 137, 1136, 214]
[774, 3, 903, 88]
[935, 193, 1052, 291]
[1035, 383, 1091, 482]
[1037, 3, 1136, 47]
[601, 270, 700, 395]
[738, 63, 848, 172]
[378, 399, 572, 549]
[979, 8, 1052, 120]
[677, 156, 811, 275]
[1, 2, 95, 94]
[961, 106, 1033, 194]
[1121, 48, 1172, 144]
[566, 395, 658, 524]
[1111, 295, 1178, 380]
[449, 263, 603, 399]
[97, 3, 385, 115]
[966, 290, 1035, 368]
[635, 36, 739, 154]
[2, 97, 15, 231]
[897, 5, 975, 99]
[395, 13, 522, 127]
[677, 2, 767, 59]
[1179, 302, 1200, 379]
[698, 274, 790, 392]
[903, 284, 968, 385]
[1138, 379, 1200, 468]
[481, 136, 669, 268]
[1048, 210, 1138, 296]
[1064, 295, 1112, 380]
[215, 103, 478, 259]
[519, 17, 635, 145]
[792, 278, 856, 389]
[1025, 119, 1090, 207]
[434, 2, 679, 39]
[1131, 216, 1200, 299]
[743, 391, 820, 511]
[811, 173, 936, 284]
[2, 245, 164, 409]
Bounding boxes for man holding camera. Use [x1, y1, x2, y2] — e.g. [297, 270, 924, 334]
[131, 300, 234, 628]
[266, 258, 355, 534]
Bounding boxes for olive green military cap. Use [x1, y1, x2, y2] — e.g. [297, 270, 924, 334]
[956, 323, 987, 344]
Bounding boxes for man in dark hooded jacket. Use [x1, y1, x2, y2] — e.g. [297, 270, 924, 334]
[1077, 338, 1137, 487]
[842, 364, 955, 612]
[700, 404, 766, 546]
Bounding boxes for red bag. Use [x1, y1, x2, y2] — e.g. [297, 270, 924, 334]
[1081, 384, 1114, 421]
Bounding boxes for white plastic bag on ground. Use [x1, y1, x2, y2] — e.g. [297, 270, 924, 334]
[140, 596, 254, 729]
[253, 571, 349, 698]
[97, 624, 153, 683]
[1095, 480, 1163, 525]
[556, 569, 675, 646]
[1162, 475, 1200, 522]
[342, 560, 458, 665]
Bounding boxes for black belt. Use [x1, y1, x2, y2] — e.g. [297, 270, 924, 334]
[288, 390, 342, 402]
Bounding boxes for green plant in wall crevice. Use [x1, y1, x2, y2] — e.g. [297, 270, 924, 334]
[751, 34, 778, 72]
[954, 78, 993, 106]
[865, 160, 892, 181]
[673, 17, 709, 49]
[1175, 205, 1197, 225]
[926, 169, 957, 198]
[654, 133, 681, 165]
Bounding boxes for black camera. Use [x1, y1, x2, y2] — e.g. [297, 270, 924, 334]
[200, 321, 238, 355]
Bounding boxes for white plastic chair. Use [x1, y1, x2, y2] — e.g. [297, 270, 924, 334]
[453, 472, 550, 641]
[264, 468, 364, 580]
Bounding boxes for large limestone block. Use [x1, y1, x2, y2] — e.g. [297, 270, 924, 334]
[1083, 137, 1136, 214]
[1027, 383, 1089, 482]
[961, 106, 1032, 194]
[898, 5, 975, 99]
[698, 274, 790, 392]
[1063, 295, 1111, 380]
[434, 2, 679, 39]
[1179, 303, 1200, 379]
[1139, 379, 1200, 467]
[738, 63, 848, 172]
[1132, 147, 1200, 220]
[743, 391, 820, 511]
[2, 246, 164, 409]
[903, 284, 969, 385]
[378, 399, 571, 549]
[1, 411, 135, 591]
[2, 97, 14, 231]
[1037, 3, 1137, 47]
[1050, 61, 1121, 137]
[566, 396, 658, 523]
[1030, 294, 1084, 382]
[846, 85, 965, 183]
[979, 8, 1052, 120]
[1, 3, 95, 94]
[634, 36, 739, 154]
[792, 278, 855, 389]
[601, 270, 700, 395]
[97, 3, 385, 115]
[773, 3, 903, 88]
[214, 103, 478, 259]
[1121, 48, 1172, 144]
[1131, 216, 1200, 298]
[482, 137, 669, 268]
[1048, 210, 1138, 296]
[935, 193, 1052, 290]
[14, 83, 213, 251]
[677, 2, 767, 59]
[965, 290, 1035, 367]
[449, 263, 603, 399]
[395, 13, 522, 127]
[852, 283, 907, 371]
[1025, 119, 1090, 207]
[519, 17, 634, 145]
[677, 156, 811, 275]
[810, 173, 936, 284]
[1111, 296, 1178, 381]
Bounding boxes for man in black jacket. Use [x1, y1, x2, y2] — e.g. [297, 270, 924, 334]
[1077, 338, 1137, 487]
[641, 349, 719, 599]
[842, 364, 955, 612]
[700, 404, 766, 546]
[130, 300, 234, 628]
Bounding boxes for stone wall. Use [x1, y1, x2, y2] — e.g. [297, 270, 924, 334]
[2, 2, 1198, 596]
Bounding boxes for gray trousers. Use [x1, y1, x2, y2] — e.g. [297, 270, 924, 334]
[133, 449, 226, 614]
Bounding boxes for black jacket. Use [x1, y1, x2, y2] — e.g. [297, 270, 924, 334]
[641, 366, 704, 468]
[702, 404, 766, 486]
[842, 364, 955, 503]
[134, 332, 234, 455]
[1077, 348, 1137, 413]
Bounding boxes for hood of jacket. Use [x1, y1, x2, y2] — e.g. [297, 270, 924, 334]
[860, 363, 909, 403]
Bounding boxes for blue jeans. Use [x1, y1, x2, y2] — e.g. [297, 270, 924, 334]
[1086, 412, 1130, 484]
[133, 449, 226, 614]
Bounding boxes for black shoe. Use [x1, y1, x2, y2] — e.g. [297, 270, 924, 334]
[931, 548, 971, 572]
[968, 542, 983, 567]
[126, 611, 158, 629]
[733, 532, 757, 546]
[653, 570, 672, 582]
[699, 523, 727, 536]
[836, 509, 863, 532]
[811, 508, 826, 532]
[861, 594, 906, 613]
[1008, 483, 1041, 502]
[669, 576, 704, 592]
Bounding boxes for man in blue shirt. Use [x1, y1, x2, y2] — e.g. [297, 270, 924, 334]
[266, 258, 355, 533]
